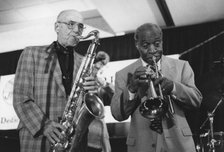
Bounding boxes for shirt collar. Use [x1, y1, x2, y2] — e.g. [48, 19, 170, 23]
[56, 41, 74, 55]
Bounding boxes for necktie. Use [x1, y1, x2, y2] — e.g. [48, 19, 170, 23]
[150, 117, 163, 134]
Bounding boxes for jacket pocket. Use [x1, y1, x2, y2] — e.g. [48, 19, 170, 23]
[181, 127, 193, 136]
[163, 127, 192, 138]
[126, 137, 135, 146]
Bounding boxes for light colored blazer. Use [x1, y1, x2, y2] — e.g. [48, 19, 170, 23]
[13, 42, 83, 152]
[111, 55, 202, 152]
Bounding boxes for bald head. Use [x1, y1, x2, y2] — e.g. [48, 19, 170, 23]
[57, 9, 83, 23]
[55, 9, 84, 48]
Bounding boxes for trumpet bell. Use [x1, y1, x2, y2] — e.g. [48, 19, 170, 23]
[139, 97, 168, 120]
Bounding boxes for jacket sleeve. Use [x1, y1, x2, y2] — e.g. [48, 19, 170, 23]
[173, 61, 202, 109]
[110, 71, 140, 121]
[13, 48, 48, 137]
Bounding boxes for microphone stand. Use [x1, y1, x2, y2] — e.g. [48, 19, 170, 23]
[208, 112, 215, 152]
[179, 30, 224, 58]
[200, 96, 224, 152]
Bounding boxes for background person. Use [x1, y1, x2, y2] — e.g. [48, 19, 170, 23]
[87, 51, 113, 152]
[92, 51, 114, 106]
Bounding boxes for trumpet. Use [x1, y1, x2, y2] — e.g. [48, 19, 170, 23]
[139, 56, 169, 120]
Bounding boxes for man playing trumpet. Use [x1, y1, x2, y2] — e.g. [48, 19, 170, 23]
[110, 23, 202, 152]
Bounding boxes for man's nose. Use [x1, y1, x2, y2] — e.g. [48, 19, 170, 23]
[72, 25, 82, 35]
[148, 44, 157, 53]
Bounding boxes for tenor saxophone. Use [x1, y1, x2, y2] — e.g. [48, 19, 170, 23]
[50, 30, 105, 152]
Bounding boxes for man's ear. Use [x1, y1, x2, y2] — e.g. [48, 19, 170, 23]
[55, 22, 59, 33]
[135, 41, 139, 49]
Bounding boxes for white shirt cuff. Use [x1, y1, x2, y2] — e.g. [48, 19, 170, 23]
[128, 90, 136, 100]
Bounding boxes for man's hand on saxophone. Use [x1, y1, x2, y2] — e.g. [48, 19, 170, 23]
[43, 120, 66, 144]
[83, 76, 99, 94]
[41, 77, 99, 146]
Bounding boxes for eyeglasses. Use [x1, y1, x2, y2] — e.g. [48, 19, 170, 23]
[57, 21, 85, 31]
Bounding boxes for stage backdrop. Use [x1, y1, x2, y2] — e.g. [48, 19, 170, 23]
[0, 74, 19, 130]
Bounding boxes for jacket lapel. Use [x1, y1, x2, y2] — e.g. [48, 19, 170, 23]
[161, 56, 176, 128]
[44, 42, 66, 95]
[54, 59, 66, 95]
[161, 55, 175, 79]
[44, 43, 85, 97]
[72, 50, 84, 84]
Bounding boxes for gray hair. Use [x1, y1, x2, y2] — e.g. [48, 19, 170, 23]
[134, 23, 162, 41]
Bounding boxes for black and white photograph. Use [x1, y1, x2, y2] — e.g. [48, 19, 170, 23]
[0, 0, 224, 152]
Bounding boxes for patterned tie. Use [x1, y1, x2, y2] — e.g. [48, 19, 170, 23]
[150, 117, 163, 134]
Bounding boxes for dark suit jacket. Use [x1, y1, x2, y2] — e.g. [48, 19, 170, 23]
[111, 56, 202, 152]
[13, 42, 83, 152]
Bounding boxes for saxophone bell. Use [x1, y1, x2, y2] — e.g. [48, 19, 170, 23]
[84, 93, 104, 119]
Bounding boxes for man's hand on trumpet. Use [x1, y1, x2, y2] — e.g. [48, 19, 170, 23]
[127, 65, 174, 96]
[154, 77, 174, 95]
[127, 66, 160, 99]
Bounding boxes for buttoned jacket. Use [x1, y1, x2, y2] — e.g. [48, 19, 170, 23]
[111, 55, 202, 152]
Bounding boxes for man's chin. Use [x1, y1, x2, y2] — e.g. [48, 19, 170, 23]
[68, 36, 80, 45]
[68, 41, 79, 47]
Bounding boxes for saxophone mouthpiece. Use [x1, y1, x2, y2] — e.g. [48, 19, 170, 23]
[78, 30, 99, 40]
